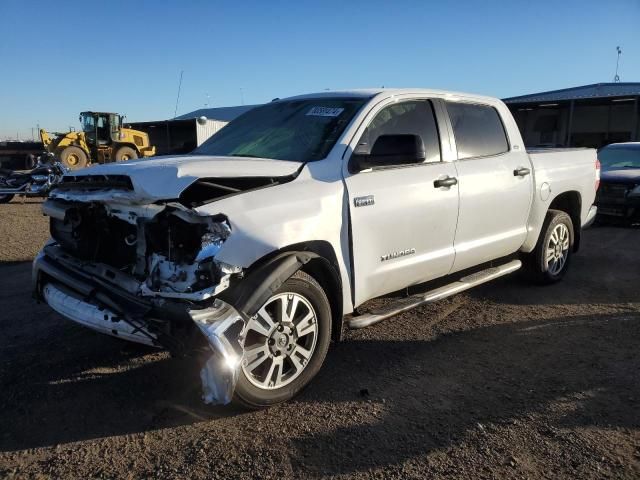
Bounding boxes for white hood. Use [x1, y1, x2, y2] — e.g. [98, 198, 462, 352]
[57, 155, 302, 203]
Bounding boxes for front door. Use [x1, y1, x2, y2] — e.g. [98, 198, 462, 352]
[344, 99, 460, 307]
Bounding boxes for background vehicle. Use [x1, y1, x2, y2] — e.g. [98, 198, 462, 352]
[40, 112, 156, 170]
[34, 89, 599, 408]
[0, 141, 44, 170]
[0, 154, 67, 203]
[595, 142, 640, 224]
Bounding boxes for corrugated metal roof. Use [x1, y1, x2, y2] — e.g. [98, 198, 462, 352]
[503, 82, 640, 104]
[176, 105, 259, 122]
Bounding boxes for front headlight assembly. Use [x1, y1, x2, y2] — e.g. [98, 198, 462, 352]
[196, 221, 232, 262]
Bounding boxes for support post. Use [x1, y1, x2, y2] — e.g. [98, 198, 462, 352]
[566, 100, 575, 147]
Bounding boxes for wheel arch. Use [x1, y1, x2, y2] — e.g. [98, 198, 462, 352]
[548, 190, 582, 251]
[220, 240, 345, 342]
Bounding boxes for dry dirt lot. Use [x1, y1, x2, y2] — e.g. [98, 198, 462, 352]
[0, 200, 639, 479]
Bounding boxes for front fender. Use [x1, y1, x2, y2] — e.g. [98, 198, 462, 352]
[194, 163, 354, 315]
[219, 251, 318, 317]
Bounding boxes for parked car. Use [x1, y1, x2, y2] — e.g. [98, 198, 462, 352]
[33, 88, 600, 408]
[595, 142, 640, 224]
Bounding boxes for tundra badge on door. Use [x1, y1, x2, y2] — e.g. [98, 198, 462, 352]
[381, 248, 416, 262]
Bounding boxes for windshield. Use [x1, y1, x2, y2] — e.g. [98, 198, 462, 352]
[598, 146, 640, 170]
[193, 98, 367, 162]
[80, 114, 95, 133]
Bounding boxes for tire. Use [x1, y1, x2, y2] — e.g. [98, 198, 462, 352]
[522, 209, 574, 284]
[59, 146, 88, 170]
[233, 271, 332, 409]
[114, 146, 138, 162]
[0, 194, 14, 204]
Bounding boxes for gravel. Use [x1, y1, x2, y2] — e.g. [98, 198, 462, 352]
[0, 201, 638, 479]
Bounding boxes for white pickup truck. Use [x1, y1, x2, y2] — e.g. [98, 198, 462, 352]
[34, 89, 600, 408]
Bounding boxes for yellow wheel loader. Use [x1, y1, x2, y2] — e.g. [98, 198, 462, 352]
[40, 112, 156, 170]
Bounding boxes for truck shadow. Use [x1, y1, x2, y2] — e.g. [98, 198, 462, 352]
[0, 329, 241, 452]
[288, 312, 640, 476]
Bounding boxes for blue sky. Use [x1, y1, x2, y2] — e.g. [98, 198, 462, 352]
[1, 0, 638, 140]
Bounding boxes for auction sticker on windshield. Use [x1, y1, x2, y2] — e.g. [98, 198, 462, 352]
[306, 106, 345, 117]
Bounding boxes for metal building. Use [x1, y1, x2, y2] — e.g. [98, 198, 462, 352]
[176, 105, 257, 122]
[128, 105, 258, 156]
[503, 83, 640, 148]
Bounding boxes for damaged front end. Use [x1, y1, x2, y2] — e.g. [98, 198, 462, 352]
[33, 176, 285, 405]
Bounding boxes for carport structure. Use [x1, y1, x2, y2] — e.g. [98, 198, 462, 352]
[504, 83, 640, 149]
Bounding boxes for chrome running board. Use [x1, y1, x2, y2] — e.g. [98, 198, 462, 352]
[347, 259, 522, 329]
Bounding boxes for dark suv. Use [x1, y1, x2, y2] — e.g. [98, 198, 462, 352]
[596, 143, 640, 224]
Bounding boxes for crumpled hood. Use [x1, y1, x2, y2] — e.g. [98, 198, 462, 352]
[57, 155, 302, 203]
[601, 168, 640, 184]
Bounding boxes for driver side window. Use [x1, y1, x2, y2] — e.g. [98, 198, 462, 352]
[357, 100, 441, 164]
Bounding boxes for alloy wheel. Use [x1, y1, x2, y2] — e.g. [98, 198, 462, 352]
[545, 223, 570, 275]
[241, 292, 319, 390]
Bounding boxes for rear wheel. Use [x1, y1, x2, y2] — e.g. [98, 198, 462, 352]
[114, 146, 138, 162]
[59, 146, 88, 170]
[522, 209, 574, 284]
[233, 271, 332, 409]
[0, 193, 14, 204]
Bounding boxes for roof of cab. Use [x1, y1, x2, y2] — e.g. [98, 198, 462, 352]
[281, 88, 501, 104]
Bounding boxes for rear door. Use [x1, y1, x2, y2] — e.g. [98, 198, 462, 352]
[445, 101, 534, 272]
[344, 98, 460, 306]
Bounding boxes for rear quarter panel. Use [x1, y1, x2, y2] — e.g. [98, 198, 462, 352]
[521, 148, 597, 252]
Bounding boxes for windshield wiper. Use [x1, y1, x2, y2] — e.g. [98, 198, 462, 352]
[229, 153, 265, 158]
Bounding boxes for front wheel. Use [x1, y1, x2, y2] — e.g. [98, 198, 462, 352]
[233, 271, 332, 409]
[522, 209, 574, 284]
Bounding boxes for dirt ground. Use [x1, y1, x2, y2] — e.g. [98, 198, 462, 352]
[0, 200, 638, 479]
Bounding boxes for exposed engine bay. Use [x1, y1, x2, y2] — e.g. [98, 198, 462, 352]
[47, 199, 237, 300]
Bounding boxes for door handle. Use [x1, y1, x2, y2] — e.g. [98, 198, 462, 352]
[433, 176, 458, 188]
[514, 167, 531, 177]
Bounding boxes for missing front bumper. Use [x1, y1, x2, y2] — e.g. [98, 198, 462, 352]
[33, 250, 248, 405]
[42, 282, 158, 346]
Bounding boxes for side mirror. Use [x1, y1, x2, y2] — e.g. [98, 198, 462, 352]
[350, 134, 425, 172]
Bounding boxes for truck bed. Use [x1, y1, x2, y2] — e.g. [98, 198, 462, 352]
[522, 147, 598, 248]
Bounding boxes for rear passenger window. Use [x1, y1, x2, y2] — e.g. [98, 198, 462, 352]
[446, 102, 509, 159]
[357, 100, 441, 164]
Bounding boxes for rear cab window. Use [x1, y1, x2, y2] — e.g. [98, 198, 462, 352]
[446, 102, 509, 159]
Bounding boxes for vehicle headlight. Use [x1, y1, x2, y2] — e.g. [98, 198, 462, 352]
[195, 221, 232, 262]
[629, 185, 640, 197]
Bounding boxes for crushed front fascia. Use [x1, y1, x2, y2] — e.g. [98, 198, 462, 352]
[190, 301, 248, 405]
[43, 283, 158, 346]
[139, 268, 232, 301]
[50, 189, 155, 206]
[44, 196, 240, 301]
